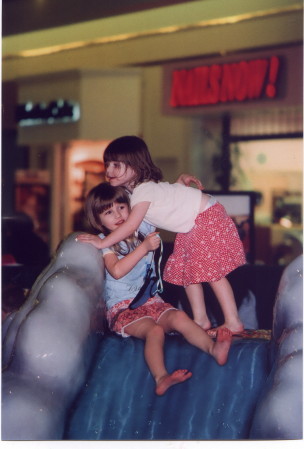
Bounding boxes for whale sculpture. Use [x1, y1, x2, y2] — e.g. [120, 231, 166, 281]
[250, 255, 303, 439]
[2, 229, 302, 440]
[2, 233, 104, 440]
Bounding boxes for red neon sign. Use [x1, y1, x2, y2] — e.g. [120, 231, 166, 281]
[170, 56, 280, 107]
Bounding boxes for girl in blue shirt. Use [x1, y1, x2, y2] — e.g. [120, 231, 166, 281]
[82, 182, 232, 395]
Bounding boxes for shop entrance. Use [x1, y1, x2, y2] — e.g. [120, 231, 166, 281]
[230, 137, 302, 265]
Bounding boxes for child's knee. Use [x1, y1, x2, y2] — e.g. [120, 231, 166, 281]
[170, 310, 189, 327]
[147, 323, 165, 339]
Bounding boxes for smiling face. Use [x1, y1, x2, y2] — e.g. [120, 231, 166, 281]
[105, 161, 137, 191]
[98, 201, 130, 232]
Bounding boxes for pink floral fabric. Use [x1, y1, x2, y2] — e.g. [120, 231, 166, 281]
[163, 202, 246, 286]
[106, 296, 176, 337]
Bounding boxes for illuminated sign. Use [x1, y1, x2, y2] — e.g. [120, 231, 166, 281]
[170, 56, 280, 107]
[16, 99, 80, 126]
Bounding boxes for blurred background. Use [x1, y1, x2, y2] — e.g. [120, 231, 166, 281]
[2, 0, 303, 294]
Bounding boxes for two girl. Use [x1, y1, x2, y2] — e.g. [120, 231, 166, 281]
[78, 135, 246, 333]
[81, 182, 232, 395]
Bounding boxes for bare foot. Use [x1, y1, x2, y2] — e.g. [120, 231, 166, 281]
[194, 318, 212, 331]
[210, 327, 232, 366]
[155, 369, 192, 396]
[208, 320, 244, 335]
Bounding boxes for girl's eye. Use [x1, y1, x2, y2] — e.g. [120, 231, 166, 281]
[104, 210, 112, 215]
[105, 161, 120, 169]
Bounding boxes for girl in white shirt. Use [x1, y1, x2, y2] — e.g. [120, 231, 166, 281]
[80, 182, 232, 395]
[78, 136, 245, 334]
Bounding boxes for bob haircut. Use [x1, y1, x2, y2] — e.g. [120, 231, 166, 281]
[84, 182, 142, 255]
[103, 136, 163, 186]
[85, 182, 130, 234]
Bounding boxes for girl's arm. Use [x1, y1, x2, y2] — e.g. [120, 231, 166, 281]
[77, 201, 150, 249]
[104, 232, 160, 279]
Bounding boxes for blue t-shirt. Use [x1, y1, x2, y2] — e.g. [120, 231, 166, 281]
[99, 221, 156, 310]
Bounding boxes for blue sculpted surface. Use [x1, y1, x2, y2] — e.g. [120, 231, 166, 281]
[2, 233, 104, 440]
[250, 255, 303, 439]
[65, 335, 270, 440]
[2, 229, 302, 440]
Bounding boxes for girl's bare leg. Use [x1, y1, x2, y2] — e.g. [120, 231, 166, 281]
[209, 277, 244, 333]
[185, 283, 211, 330]
[159, 310, 232, 366]
[125, 318, 191, 395]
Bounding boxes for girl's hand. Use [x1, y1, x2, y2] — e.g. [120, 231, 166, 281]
[143, 232, 161, 252]
[176, 173, 204, 190]
[76, 233, 103, 249]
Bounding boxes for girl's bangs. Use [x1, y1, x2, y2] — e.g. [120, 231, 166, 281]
[98, 193, 128, 214]
[103, 151, 128, 164]
[98, 200, 114, 214]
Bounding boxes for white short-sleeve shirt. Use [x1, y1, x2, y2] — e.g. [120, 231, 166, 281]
[130, 181, 202, 233]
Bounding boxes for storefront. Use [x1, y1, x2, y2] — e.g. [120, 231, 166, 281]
[163, 44, 303, 265]
[7, 69, 142, 252]
[3, 41, 302, 266]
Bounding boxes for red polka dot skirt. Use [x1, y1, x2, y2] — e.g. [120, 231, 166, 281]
[163, 202, 246, 286]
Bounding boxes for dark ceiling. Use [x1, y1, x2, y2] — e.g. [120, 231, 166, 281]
[2, 0, 193, 36]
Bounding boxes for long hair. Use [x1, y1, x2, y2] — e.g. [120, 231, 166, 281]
[85, 182, 142, 255]
[103, 136, 163, 187]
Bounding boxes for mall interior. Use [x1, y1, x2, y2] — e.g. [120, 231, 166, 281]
[2, 0, 303, 322]
[2, 0, 303, 305]
[1, 0, 303, 441]
[2, 0, 303, 265]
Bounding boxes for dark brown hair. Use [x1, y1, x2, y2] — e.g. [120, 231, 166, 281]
[103, 136, 163, 187]
[84, 182, 142, 255]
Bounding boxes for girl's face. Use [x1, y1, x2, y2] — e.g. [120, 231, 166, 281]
[105, 161, 136, 191]
[99, 202, 130, 232]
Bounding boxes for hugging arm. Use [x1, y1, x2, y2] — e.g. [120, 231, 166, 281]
[104, 232, 160, 279]
[77, 201, 151, 249]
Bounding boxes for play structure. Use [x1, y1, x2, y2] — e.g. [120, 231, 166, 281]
[2, 233, 303, 440]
